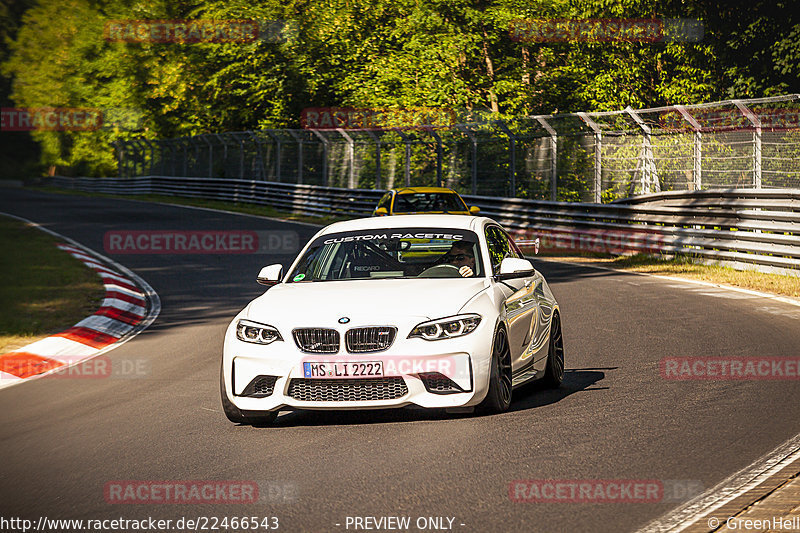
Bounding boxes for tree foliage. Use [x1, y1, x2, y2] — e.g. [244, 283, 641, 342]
[1, 0, 797, 176]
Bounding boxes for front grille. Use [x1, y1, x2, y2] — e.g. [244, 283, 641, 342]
[288, 377, 408, 402]
[293, 328, 340, 353]
[419, 372, 464, 395]
[240, 375, 279, 397]
[345, 326, 397, 353]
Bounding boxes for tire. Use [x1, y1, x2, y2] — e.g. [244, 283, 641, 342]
[219, 362, 278, 426]
[477, 326, 512, 414]
[541, 312, 564, 388]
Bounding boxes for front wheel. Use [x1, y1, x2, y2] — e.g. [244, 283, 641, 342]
[477, 326, 512, 414]
[220, 362, 278, 426]
[541, 312, 564, 388]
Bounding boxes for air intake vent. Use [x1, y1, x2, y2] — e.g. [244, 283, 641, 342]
[288, 377, 408, 402]
[419, 372, 465, 395]
[239, 375, 279, 397]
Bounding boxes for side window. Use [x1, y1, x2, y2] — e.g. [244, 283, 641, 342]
[485, 226, 511, 274]
[499, 228, 524, 259]
[377, 193, 392, 211]
[484, 226, 524, 274]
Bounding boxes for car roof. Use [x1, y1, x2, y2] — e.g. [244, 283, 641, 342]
[393, 187, 459, 194]
[319, 214, 491, 236]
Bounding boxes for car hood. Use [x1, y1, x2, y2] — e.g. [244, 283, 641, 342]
[245, 278, 489, 326]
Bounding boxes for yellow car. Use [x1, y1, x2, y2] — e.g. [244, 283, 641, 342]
[373, 187, 480, 216]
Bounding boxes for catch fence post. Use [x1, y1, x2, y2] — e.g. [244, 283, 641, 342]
[578, 112, 602, 203]
[536, 116, 558, 201]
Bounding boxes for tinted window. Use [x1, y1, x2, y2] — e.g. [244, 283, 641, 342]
[289, 228, 484, 281]
[392, 192, 466, 213]
[377, 193, 392, 211]
[484, 226, 521, 273]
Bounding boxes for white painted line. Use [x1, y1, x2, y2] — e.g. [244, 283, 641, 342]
[637, 434, 800, 532]
[537, 257, 800, 310]
[652, 277, 800, 308]
[685, 290, 757, 300]
[0, 372, 22, 390]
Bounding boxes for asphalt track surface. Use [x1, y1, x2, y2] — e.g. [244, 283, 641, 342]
[1, 188, 799, 533]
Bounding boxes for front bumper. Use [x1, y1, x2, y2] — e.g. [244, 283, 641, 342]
[222, 320, 493, 412]
[228, 352, 481, 411]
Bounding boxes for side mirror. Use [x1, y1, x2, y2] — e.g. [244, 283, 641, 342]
[469, 205, 480, 215]
[495, 257, 535, 280]
[374, 207, 388, 216]
[257, 264, 284, 286]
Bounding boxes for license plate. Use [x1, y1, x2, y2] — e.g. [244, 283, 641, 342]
[303, 361, 384, 379]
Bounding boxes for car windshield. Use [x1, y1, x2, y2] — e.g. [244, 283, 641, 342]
[288, 228, 484, 282]
[393, 192, 466, 213]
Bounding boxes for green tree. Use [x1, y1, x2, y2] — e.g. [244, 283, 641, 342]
[2, 0, 797, 177]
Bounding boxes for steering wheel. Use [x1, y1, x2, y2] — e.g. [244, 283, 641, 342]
[418, 264, 461, 278]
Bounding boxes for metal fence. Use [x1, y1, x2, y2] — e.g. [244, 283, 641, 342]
[50, 176, 800, 276]
[114, 94, 800, 202]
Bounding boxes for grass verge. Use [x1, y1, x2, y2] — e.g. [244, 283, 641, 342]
[0, 216, 106, 353]
[542, 252, 800, 299]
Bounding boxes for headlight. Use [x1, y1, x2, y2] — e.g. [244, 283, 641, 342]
[236, 319, 283, 345]
[408, 314, 481, 341]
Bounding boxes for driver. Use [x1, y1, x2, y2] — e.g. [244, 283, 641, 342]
[442, 241, 475, 277]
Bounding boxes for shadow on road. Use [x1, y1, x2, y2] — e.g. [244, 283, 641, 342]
[510, 367, 612, 411]
[533, 258, 627, 284]
[255, 367, 614, 428]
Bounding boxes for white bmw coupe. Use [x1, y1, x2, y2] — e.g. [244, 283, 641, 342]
[221, 215, 563, 425]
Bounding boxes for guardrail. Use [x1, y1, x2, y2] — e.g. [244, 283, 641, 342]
[49, 176, 800, 276]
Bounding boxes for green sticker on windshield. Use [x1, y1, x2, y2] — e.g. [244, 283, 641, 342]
[293, 273, 305, 282]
